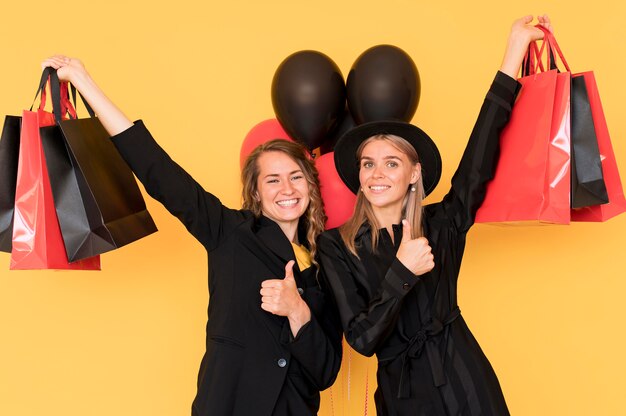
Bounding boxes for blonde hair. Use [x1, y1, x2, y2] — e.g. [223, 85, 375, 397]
[241, 140, 326, 268]
[339, 134, 425, 256]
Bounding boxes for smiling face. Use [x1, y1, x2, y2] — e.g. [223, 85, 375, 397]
[358, 138, 420, 218]
[255, 150, 310, 235]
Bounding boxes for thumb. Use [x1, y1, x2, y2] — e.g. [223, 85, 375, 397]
[284, 260, 295, 280]
[401, 219, 413, 242]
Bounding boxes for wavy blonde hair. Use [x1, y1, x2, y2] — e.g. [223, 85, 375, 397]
[241, 139, 326, 268]
[339, 134, 425, 256]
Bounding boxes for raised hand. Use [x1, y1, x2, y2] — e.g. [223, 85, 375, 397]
[41, 55, 87, 84]
[40, 55, 133, 136]
[395, 219, 435, 276]
[260, 260, 311, 336]
[500, 14, 553, 78]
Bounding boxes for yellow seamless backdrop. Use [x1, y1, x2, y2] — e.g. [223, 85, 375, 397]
[1, 1, 624, 415]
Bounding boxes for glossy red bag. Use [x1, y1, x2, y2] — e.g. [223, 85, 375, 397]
[476, 42, 571, 224]
[10, 70, 100, 270]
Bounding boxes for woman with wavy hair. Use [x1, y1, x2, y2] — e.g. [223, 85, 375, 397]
[319, 15, 552, 415]
[42, 56, 342, 416]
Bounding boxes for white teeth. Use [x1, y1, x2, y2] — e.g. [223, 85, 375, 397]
[277, 199, 298, 207]
[369, 186, 389, 191]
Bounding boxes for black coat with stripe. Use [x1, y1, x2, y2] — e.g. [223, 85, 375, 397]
[318, 72, 520, 416]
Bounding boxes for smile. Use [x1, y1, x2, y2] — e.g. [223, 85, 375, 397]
[276, 198, 300, 207]
[369, 185, 390, 191]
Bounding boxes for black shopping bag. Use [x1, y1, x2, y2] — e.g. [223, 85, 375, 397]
[0, 116, 21, 252]
[570, 75, 609, 208]
[40, 70, 157, 262]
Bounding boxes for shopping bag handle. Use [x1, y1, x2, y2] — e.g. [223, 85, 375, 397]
[30, 67, 97, 121]
[29, 67, 53, 111]
[534, 25, 571, 73]
[69, 83, 96, 118]
[49, 70, 79, 124]
[29, 67, 78, 121]
[522, 41, 542, 76]
[521, 25, 570, 77]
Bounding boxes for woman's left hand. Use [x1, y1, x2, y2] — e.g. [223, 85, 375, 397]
[261, 260, 311, 336]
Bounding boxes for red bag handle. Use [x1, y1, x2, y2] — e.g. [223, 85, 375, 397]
[522, 39, 545, 76]
[522, 25, 571, 76]
[534, 25, 571, 73]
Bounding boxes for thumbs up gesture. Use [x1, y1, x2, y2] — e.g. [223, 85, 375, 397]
[261, 260, 311, 318]
[396, 219, 435, 276]
[261, 260, 311, 335]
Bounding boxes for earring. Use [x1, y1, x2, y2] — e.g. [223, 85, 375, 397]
[410, 186, 416, 192]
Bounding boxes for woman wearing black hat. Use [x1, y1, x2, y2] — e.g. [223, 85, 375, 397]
[318, 15, 551, 415]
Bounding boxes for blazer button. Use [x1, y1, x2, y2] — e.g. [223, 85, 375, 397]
[277, 358, 287, 368]
[402, 282, 410, 290]
[297, 287, 304, 295]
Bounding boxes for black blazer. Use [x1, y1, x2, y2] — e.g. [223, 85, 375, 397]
[112, 122, 342, 416]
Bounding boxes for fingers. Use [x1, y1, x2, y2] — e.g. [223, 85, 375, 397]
[41, 57, 63, 70]
[42, 55, 67, 66]
[260, 283, 281, 314]
[260, 276, 298, 316]
[537, 14, 553, 33]
[519, 15, 534, 25]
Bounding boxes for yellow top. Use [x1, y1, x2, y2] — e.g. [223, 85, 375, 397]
[291, 242, 312, 271]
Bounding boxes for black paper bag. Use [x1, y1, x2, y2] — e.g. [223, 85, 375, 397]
[570, 75, 609, 208]
[40, 71, 157, 262]
[0, 116, 21, 252]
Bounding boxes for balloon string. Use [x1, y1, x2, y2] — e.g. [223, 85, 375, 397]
[364, 369, 369, 416]
[347, 343, 352, 401]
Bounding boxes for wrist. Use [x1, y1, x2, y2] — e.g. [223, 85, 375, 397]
[70, 70, 94, 91]
[287, 300, 311, 330]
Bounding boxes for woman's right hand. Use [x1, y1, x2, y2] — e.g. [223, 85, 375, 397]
[40, 55, 133, 136]
[41, 55, 88, 84]
[396, 219, 435, 276]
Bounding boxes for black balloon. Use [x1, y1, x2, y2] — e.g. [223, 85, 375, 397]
[272, 51, 346, 150]
[347, 45, 420, 124]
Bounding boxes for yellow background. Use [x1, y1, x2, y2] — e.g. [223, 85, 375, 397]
[1, 1, 625, 415]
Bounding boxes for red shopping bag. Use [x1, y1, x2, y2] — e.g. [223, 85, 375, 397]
[476, 41, 571, 224]
[10, 69, 100, 270]
[538, 27, 625, 221]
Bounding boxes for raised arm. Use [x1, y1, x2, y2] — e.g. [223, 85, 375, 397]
[41, 56, 247, 250]
[435, 15, 552, 232]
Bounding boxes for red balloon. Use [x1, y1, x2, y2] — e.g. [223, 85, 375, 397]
[240, 119, 294, 169]
[315, 152, 357, 229]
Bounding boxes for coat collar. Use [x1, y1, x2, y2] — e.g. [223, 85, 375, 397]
[254, 215, 297, 268]
[239, 214, 313, 280]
